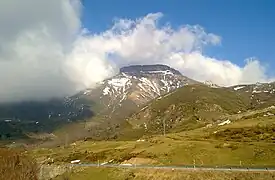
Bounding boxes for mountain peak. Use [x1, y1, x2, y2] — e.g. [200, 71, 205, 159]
[119, 64, 182, 76]
[73, 64, 196, 123]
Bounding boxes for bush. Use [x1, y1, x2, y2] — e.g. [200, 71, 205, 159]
[0, 148, 38, 180]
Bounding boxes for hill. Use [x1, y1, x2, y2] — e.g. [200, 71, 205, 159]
[31, 110, 275, 179]
[230, 82, 275, 109]
[121, 82, 275, 136]
[125, 84, 250, 135]
[40, 81, 275, 145]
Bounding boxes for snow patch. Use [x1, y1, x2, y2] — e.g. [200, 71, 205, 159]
[70, 160, 81, 164]
[234, 86, 245, 91]
[107, 77, 131, 87]
[263, 112, 274, 117]
[100, 162, 108, 165]
[218, 119, 231, 126]
[103, 87, 110, 95]
[103, 77, 132, 96]
[252, 90, 262, 94]
[136, 139, 145, 142]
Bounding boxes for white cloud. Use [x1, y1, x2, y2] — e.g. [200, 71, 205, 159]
[0, 0, 272, 102]
[0, 0, 114, 102]
[77, 12, 272, 86]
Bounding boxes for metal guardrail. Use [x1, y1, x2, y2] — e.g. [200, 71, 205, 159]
[68, 163, 275, 172]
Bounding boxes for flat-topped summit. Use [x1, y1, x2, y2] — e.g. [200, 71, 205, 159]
[120, 64, 182, 76]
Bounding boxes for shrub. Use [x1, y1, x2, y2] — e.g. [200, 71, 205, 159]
[0, 148, 38, 180]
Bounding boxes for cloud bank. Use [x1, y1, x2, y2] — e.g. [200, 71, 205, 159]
[0, 0, 273, 102]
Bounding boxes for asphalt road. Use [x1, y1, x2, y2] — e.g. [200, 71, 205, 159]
[69, 163, 275, 172]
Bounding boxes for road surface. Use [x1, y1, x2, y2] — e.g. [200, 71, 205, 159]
[68, 163, 275, 172]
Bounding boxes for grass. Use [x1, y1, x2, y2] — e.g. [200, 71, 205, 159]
[50, 84, 246, 144]
[55, 167, 275, 180]
[211, 125, 275, 142]
[23, 84, 275, 179]
[31, 106, 275, 179]
[31, 134, 275, 168]
[0, 148, 38, 180]
[127, 84, 252, 135]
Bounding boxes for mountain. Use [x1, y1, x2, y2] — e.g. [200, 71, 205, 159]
[0, 99, 93, 141]
[71, 64, 198, 122]
[3, 64, 275, 144]
[0, 64, 199, 142]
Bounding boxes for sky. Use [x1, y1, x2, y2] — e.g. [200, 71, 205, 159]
[82, 0, 275, 70]
[0, 0, 274, 102]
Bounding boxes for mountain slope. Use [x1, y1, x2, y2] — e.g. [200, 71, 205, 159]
[0, 99, 94, 141]
[72, 64, 199, 123]
[126, 84, 253, 134]
[123, 81, 275, 136]
[0, 64, 199, 142]
[231, 82, 275, 109]
[3, 64, 275, 144]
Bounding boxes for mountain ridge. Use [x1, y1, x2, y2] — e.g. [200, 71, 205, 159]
[1, 64, 275, 144]
[0, 64, 199, 142]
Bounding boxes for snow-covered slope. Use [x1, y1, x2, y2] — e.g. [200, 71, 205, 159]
[100, 69, 186, 105]
[74, 65, 198, 119]
[0, 64, 198, 131]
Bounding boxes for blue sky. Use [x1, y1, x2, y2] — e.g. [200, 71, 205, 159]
[82, 0, 275, 70]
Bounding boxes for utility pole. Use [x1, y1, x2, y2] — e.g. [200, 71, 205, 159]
[193, 159, 196, 169]
[65, 133, 68, 147]
[163, 119, 166, 136]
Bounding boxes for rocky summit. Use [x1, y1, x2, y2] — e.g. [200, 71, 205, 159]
[73, 64, 198, 119]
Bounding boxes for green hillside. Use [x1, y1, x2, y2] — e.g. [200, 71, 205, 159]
[32, 111, 275, 179]
[126, 84, 252, 135]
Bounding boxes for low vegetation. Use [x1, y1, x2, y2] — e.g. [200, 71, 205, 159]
[127, 85, 252, 134]
[55, 167, 275, 180]
[30, 108, 275, 179]
[3, 83, 275, 179]
[211, 124, 275, 142]
[32, 134, 275, 168]
[0, 148, 38, 180]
